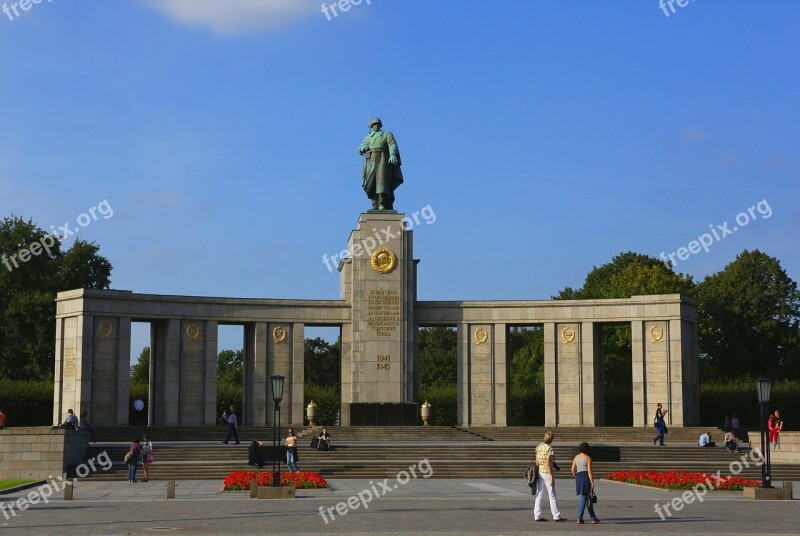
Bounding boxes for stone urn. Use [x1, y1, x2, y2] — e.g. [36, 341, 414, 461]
[421, 400, 431, 426]
[306, 400, 318, 426]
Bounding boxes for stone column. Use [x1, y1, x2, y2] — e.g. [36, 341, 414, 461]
[580, 322, 602, 426]
[554, 323, 582, 426]
[53, 315, 92, 425]
[670, 318, 700, 426]
[89, 316, 131, 426]
[340, 319, 353, 426]
[244, 322, 269, 425]
[634, 320, 672, 427]
[456, 323, 469, 426]
[267, 323, 293, 426]
[493, 325, 508, 426]
[151, 319, 180, 425]
[543, 322, 557, 427]
[175, 320, 216, 424]
[459, 323, 510, 426]
[291, 322, 305, 425]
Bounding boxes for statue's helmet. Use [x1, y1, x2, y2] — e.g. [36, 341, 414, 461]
[369, 117, 382, 128]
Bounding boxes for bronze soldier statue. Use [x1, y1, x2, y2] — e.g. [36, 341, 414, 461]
[358, 118, 403, 210]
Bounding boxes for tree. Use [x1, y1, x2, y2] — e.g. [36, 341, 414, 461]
[697, 250, 800, 378]
[553, 252, 696, 388]
[0, 216, 112, 380]
[508, 326, 544, 390]
[418, 327, 457, 388]
[304, 337, 340, 389]
[130, 347, 150, 384]
[217, 349, 244, 385]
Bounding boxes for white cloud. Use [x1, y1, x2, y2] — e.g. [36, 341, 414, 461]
[143, 0, 321, 34]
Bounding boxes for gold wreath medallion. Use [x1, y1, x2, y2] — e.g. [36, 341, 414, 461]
[370, 248, 397, 274]
[186, 324, 200, 341]
[650, 324, 664, 342]
[474, 327, 489, 345]
[273, 326, 288, 344]
[561, 326, 576, 344]
[99, 320, 113, 339]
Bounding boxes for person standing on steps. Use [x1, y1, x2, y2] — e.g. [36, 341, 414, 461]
[140, 435, 154, 482]
[223, 405, 239, 445]
[653, 403, 668, 446]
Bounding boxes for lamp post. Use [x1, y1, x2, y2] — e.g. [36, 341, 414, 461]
[271, 375, 285, 488]
[755, 377, 772, 489]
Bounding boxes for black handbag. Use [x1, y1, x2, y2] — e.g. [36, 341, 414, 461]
[589, 490, 598, 504]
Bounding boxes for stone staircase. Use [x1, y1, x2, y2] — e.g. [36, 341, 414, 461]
[71, 426, 800, 482]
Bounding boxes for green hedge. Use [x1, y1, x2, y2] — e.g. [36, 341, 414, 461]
[0, 380, 53, 426]
[508, 387, 544, 426]
[303, 384, 340, 425]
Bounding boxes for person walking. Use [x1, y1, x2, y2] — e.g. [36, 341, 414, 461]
[223, 405, 239, 445]
[533, 431, 566, 522]
[571, 442, 600, 525]
[127, 436, 142, 483]
[285, 428, 299, 473]
[652, 403, 668, 446]
[140, 435, 154, 482]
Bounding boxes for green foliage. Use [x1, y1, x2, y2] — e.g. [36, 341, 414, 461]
[508, 327, 544, 390]
[419, 385, 457, 426]
[217, 349, 243, 385]
[303, 384, 340, 425]
[418, 327, 457, 388]
[0, 217, 111, 380]
[304, 337, 340, 390]
[0, 379, 53, 426]
[697, 250, 800, 378]
[508, 387, 544, 426]
[554, 251, 695, 300]
[130, 347, 150, 384]
[217, 382, 243, 421]
[699, 377, 798, 430]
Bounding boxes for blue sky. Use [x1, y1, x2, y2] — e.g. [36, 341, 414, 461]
[1, 1, 798, 358]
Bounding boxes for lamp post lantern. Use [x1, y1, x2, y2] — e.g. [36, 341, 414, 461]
[271, 375, 285, 488]
[756, 377, 773, 489]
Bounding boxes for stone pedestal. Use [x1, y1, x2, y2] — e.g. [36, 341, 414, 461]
[339, 212, 418, 425]
[258, 486, 296, 499]
[743, 486, 792, 500]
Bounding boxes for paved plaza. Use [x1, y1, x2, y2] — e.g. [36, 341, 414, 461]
[1, 478, 798, 535]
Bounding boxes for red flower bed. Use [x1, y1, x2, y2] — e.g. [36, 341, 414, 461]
[223, 470, 327, 491]
[606, 470, 760, 491]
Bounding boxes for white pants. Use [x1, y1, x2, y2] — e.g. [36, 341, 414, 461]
[534, 472, 562, 520]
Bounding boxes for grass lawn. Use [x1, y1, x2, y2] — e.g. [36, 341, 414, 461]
[0, 480, 36, 492]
